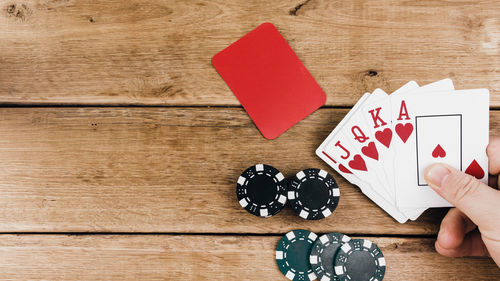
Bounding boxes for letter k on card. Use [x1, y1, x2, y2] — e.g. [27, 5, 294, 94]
[362, 90, 394, 150]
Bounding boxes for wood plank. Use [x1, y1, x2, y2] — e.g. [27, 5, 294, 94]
[0, 0, 498, 105]
[0, 235, 497, 280]
[2, 107, 499, 233]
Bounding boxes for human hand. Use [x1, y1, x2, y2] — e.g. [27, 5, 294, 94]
[424, 136, 500, 267]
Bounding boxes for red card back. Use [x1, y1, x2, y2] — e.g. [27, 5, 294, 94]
[212, 23, 326, 139]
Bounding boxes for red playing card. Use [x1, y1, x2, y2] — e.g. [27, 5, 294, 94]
[212, 23, 326, 139]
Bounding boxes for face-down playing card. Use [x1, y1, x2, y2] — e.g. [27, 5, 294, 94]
[212, 23, 326, 139]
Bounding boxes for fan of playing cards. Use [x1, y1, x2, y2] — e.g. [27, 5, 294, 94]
[316, 79, 490, 223]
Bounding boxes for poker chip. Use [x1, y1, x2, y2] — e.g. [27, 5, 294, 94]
[334, 239, 386, 281]
[309, 232, 351, 281]
[276, 229, 318, 281]
[287, 168, 340, 220]
[236, 164, 287, 218]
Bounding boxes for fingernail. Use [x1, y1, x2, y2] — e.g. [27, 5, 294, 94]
[425, 164, 451, 188]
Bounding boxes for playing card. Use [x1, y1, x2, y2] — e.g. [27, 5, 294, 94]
[318, 146, 408, 223]
[322, 94, 393, 201]
[340, 84, 418, 204]
[361, 80, 452, 191]
[360, 83, 420, 199]
[318, 82, 428, 222]
[362, 79, 454, 164]
[358, 79, 454, 217]
[391, 89, 489, 208]
[316, 94, 408, 223]
[335, 90, 394, 200]
[390, 79, 455, 218]
[367, 86, 431, 220]
[415, 115, 462, 185]
[212, 23, 326, 139]
[323, 130, 392, 200]
[315, 78, 481, 222]
[317, 93, 371, 186]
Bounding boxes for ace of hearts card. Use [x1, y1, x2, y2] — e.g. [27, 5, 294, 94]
[390, 89, 489, 208]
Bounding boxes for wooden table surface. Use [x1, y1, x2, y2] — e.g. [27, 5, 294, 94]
[1, 0, 499, 280]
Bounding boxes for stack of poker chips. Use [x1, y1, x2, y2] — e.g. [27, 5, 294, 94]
[236, 164, 340, 220]
[235, 166, 386, 280]
[276, 230, 386, 281]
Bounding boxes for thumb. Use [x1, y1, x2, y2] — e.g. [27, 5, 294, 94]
[425, 163, 500, 231]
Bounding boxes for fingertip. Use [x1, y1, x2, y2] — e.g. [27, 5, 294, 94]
[435, 230, 489, 258]
[435, 238, 467, 258]
[436, 227, 459, 249]
[435, 240, 458, 257]
[487, 136, 500, 174]
[434, 240, 441, 253]
[437, 209, 474, 249]
[424, 163, 452, 188]
[435, 240, 444, 254]
[487, 136, 500, 151]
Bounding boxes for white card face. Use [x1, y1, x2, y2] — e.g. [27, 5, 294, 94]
[362, 97, 393, 151]
[318, 139, 409, 223]
[323, 131, 390, 200]
[316, 93, 371, 187]
[343, 81, 420, 208]
[318, 137, 408, 224]
[391, 79, 455, 215]
[363, 79, 454, 154]
[315, 93, 408, 223]
[316, 152, 408, 224]
[391, 89, 489, 208]
[340, 90, 394, 202]
[407, 78, 454, 96]
[367, 84, 433, 220]
[416, 115, 462, 185]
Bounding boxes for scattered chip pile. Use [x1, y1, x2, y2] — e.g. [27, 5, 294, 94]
[236, 164, 340, 219]
[236, 166, 385, 280]
[276, 230, 386, 281]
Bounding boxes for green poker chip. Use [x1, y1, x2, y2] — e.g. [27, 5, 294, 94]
[309, 232, 351, 281]
[276, 229, 318, 281]
[334, 239, 386, 281]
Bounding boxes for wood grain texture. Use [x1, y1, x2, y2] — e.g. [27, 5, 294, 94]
[2, 107, 500, 233]
[0, 0, 498, 106]
[0, 235, 497, 280]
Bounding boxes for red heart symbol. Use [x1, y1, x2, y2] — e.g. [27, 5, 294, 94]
[465, 160, 485, 179]
[395, 123, 413, 143]
[348, 154, 367, 171]
[375, 128, 392, 148]
[361, 141, 379, 161]
[432, 144, 446, 158]
[338, 164, 352, 174]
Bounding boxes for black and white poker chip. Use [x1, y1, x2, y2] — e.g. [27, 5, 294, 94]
[334, 239, 386, 281]
[309, 232, 351, 281]
[236, 164, 287, 218]
[287, 168, 340, 220]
